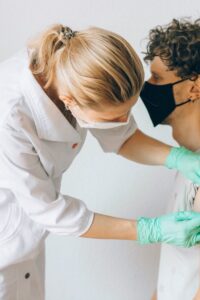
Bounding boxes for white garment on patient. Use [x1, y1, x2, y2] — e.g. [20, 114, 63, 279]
[157, 167, 200, 300]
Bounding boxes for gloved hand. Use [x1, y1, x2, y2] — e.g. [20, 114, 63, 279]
[165, 146, 200, 184]
[137, 211, 200, 247]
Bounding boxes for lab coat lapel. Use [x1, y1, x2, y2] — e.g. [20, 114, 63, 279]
[19, 55, 81, 143]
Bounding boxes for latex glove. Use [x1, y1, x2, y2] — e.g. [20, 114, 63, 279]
[137, 211, 200, 247]
[165, 146, 200, 184]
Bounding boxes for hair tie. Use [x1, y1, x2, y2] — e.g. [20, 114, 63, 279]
[61, 26, 77, 40]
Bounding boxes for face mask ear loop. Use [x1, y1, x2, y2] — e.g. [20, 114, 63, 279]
[175, 99, 192, 107]
[172, 78, 192, 107]
[172, 78, 189, 86]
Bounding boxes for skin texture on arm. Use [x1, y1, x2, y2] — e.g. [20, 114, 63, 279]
[193, 188, 200, 213]
[194, 288, 200, 300]
[118, 129, 171, 165]
[80, 213, 137, 240]
[152, 286, 200, 300]
[151, 291, 157, 300]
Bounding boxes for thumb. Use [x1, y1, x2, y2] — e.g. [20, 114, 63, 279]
[193, 232, 200, 244]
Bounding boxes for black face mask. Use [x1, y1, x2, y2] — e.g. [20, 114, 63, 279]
[140, 78, 192, 126]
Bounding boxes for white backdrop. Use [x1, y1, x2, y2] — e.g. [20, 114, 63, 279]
[0, 1, 199, 299]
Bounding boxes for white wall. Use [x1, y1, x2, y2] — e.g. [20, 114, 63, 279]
[0, 1, 199, 299]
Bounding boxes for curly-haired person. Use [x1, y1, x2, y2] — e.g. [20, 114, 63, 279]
[140, 18, 200, 300]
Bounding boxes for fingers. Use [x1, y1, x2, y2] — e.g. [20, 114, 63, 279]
[194, 170, 200, 185]
[194, 233, 200, 244]
[177, 211, 200, 228]
[190, 217, 200, 228]
[189, 165, 200, 186]
[175, 211, 198, 221]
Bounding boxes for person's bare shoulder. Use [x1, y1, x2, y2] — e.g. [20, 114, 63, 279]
[193, 187, 200, 212]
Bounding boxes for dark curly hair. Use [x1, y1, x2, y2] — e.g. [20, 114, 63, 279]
[143, 18, 200, 80]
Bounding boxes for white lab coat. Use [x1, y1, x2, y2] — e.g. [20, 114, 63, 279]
[157, 165, 200, 300]
[0, 48, 137, 299]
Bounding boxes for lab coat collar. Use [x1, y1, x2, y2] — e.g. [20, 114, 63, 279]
[19, 49, 81, 143]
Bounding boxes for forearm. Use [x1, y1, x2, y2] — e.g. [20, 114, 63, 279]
[80, 212, 137, 240]
[81, 210, 200, 247]
[118, 129, 171, 165]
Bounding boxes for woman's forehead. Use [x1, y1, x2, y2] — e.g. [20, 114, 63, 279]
[84, 94, 137, 119]
[99, 95, 137, 113]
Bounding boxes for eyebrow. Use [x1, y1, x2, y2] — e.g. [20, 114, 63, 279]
[101, 109, 131, 122]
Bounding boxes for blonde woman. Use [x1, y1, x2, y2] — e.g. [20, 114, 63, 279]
[1, 24, 200, 299]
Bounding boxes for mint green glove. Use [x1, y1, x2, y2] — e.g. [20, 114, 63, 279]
[137, 211, 200, 247]
[165, 146, 200, 184]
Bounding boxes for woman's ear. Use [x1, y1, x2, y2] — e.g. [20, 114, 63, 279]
[59, 95, 77, 107]
[189, 77, 200, 101]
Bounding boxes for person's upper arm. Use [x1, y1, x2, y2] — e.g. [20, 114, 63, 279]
[193, 186, 200, 212]
[89, 113, 138, 154]
[0, 112, 94, 237]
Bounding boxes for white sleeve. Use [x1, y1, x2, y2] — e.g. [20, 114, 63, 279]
[0, 124, 94, 237]
[89, 114, 138, 153]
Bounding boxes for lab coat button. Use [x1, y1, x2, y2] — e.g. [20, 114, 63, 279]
[25, 273, 30, 279]
[72, 143, 78, 149]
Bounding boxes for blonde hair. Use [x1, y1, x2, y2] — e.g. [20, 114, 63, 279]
[28, 24, 144, 109]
